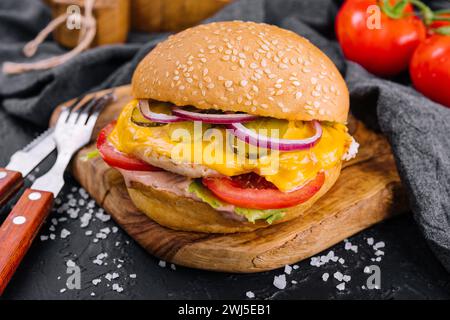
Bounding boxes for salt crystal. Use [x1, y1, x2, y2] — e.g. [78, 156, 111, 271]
[367, 237, 374, 245]
[100, 227, 111, 234]
[129, 274, 137, 279]
[336, 282, 345, 291]
[60, 288, 66, 293]
[293, 265, 299, 270]
[338, 258, 345, 264]
[112, 227, 118, 233]
[96, 233, 107, 239]
[375, 250, 384, 256]
[66, 260, 76, 268]
[273, 274, 287, 290]
[49, 225, 56, 232]
[246, 291, 255, 299]
[85, 230, 93, 236]
[40, 235, 49, 241]
[60, 229, 71, 239]
[80, 213, 92, 228]
[334, 271, 343, 281]
[159, 260, 166, 268]
[90, 292, 95, 297]
[96, 210, 111, 222]
[92, 279, 101, 285]
[322, 273, 329, 282]
[51, 218, 58, 225]
[171, 264, 177, 270]
[343, 275, 351, 282]
[112, 283, 123, 293]
[291, 280, 298, 284]
[50, 234, 56, 240]
[284, 265, 292, 275]
[373, 241, 385, 250]
[364, 266, 371, 273]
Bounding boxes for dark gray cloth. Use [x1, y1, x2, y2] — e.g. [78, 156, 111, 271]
[0, 0, 449, 272]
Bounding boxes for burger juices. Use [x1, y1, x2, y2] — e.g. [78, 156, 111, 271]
[97, 21, 358, 233]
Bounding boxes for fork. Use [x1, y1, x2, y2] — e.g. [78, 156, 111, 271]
[0, 91, 114, 295]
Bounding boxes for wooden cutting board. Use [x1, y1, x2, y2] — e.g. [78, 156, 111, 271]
[50, 85, 409, 273]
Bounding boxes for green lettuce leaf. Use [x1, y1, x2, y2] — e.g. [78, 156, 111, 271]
[188, 181, 286, 224]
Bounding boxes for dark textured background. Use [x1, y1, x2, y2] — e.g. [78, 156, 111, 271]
[1, 0, 450, 299]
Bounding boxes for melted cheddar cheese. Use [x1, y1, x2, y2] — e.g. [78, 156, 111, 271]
[109, 100, 352, 192]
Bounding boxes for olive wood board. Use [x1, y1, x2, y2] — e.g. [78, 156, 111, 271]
[50, 85, 409, 273]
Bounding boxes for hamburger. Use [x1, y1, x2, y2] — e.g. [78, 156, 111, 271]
[97, 21, 358, 233]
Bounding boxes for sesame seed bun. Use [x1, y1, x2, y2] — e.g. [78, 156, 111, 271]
[132, 21, 349, 123]
[126, 164, 341, 233]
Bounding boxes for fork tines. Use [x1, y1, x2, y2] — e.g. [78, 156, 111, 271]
[61, 91, 115, 125]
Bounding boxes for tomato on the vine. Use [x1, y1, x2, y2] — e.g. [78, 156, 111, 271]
[336, 0, 426, 77]
[410, 35, 450, 108]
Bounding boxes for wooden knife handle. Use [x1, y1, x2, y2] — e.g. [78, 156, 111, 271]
[0, 189, 53, 295]
[0, 168, 24, 207]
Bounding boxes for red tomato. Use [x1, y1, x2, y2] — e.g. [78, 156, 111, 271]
[336, 0, 426, 76]
[202, 172, 325, 210]
[97, 122, 160, 171]
[410, 35, 450, 108]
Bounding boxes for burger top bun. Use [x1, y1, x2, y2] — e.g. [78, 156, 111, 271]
[132, 21, 349, 123]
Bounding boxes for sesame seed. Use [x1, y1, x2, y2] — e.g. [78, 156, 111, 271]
[274, 83, 282, 89]
[302, 67, 311, 73]
[225, 80, 233, 88]
[240, 80, 248, 87]
[207, 83, 215, 89]
[179, 85, 185, 90]
[276, 90, 284, 95]
[295, 92, 303, 99]
[250, 63, 258, 69]
[203, 68, 208, 76]
[312, 91, 321, 97]
[307, 110, 315, 115]
[222, 56, 230, 61]
[279, 63, 288, 69]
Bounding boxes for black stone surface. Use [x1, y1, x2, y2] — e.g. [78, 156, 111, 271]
[1, 120, 450, 300]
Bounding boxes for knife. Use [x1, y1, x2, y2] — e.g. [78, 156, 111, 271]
[0, 128, 56, 207]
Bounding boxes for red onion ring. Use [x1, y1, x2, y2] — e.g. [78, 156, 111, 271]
[172, 107, 258, 124]
[138, 100, 184, 123]
[227, 120, 322, 151]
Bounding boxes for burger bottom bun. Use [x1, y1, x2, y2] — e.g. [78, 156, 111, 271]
[126, 164, 342, 234]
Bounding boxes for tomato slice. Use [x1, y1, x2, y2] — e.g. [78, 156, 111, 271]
[202, 172, 325, 210]
[97, 121, 160, 171]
